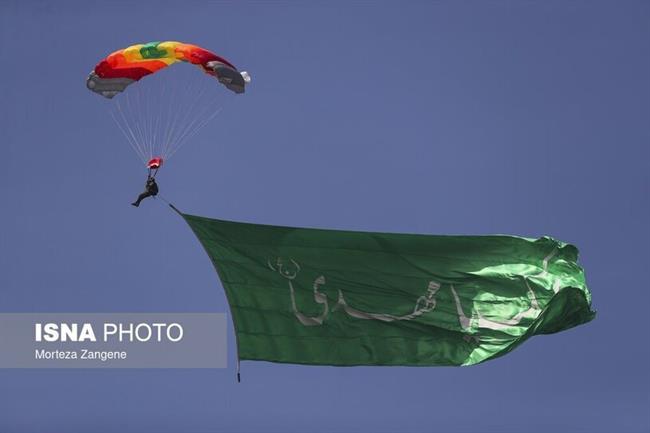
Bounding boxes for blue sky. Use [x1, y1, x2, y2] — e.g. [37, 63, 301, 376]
[0, 1, 648, 432]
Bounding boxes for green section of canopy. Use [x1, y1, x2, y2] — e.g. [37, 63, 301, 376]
[182, 213, 595, 366]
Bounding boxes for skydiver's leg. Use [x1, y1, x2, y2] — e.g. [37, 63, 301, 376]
[131, 191, 152, 207]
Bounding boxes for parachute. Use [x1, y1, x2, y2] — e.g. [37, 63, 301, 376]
[87, 41, 250, 171]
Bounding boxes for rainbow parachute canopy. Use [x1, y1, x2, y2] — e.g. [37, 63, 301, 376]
[86, 41, 250, 98]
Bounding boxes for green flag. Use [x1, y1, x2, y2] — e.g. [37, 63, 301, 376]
[181, 212, 595, 367]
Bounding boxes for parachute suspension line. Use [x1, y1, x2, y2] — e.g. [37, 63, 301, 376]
[135, 83, 152, 160]
[168, 77, 189, 155]
[160, 76, 195, 159]
[110, 109, 136, 160]
[165, 89, 221, 159]
[167, 105, 223, 160]
[174, 84, 221, 143]
[110, 100, 147, 164]
[165, 77, 184, 156]
[159, 79, 175, 159]
[155, 79, 170, 159]
[109, 110, 145, 164]
[164, 77, 206, 157]
[110, 70, 229, 167]
[159, 80, 187, 158]
[149, 82, 159, 160]
[142, 84, 149, 159]
[141, 83, 154, 160]
[123, 87, 149, 161]
[168, 79, 224, 159]
[136, 83, 147, 159]
[160, 79, 193, 158]
[123, 87, 142, 158]
[131, 89, 149, 162]
[152, 79, 166, 160]
[146, 86, 155, 159]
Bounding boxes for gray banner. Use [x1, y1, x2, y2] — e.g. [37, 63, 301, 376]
[0, 313, 227, 368]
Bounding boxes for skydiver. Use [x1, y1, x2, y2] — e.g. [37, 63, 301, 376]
[131, 174, 159, 207]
